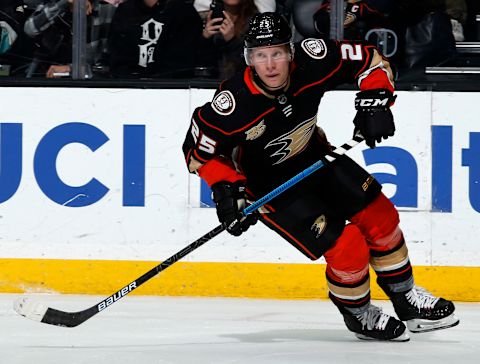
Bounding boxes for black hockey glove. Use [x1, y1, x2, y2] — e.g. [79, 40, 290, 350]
[211, 181, 258, 237]
[353, 88, 396, 149]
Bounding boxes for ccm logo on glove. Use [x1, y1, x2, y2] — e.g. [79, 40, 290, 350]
[353, 88, 396, 149]
[355, 97, 390, 108]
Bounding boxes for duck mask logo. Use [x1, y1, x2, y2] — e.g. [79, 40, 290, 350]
[212, 91, 236, 116]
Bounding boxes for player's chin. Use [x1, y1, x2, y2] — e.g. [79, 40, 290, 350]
[264, 76, 284, 89]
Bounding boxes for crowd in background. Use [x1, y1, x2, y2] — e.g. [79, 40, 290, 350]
[0, 0, 479, 80]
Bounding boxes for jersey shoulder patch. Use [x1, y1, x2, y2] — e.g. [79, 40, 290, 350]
[211, 90, 236, 116]
[300, 38, 328, 60]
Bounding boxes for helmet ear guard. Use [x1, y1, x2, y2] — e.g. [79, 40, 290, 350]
[243, 48, 251, 66]
[288, 43, 295, 62]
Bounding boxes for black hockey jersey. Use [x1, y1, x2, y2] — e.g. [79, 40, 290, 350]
[182, 38, 381, 197]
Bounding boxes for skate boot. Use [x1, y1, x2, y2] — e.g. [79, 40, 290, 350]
[390, 285, 460, 333]
[342, 303, 410, 341]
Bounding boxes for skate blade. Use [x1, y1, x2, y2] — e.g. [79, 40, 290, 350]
[355, 332, 410, 342]
[407, 313, 460, 333]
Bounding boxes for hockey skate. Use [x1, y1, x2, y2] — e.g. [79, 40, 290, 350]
[390, 286, 460, 333]
[342, 303, 410, 341]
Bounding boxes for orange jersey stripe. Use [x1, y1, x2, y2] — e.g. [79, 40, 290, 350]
[243, 68, 263, 95]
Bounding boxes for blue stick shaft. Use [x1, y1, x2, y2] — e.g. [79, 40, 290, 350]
[20, 135, 363, 328]
[243, 160, 325, 216]
[242, 134, 363, 216]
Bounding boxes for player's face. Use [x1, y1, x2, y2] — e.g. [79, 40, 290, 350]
[250, 45, 291, 90]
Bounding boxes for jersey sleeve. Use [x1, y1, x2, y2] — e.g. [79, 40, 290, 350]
[296, 38, 381, 89]
[182, 99, 246, 187]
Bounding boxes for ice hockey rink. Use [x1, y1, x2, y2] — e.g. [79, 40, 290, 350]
[1, 294, 478, 364]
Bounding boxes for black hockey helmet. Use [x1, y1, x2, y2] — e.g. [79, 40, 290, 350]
[244, 12, 292, 49]
[244, 13, 294, 65]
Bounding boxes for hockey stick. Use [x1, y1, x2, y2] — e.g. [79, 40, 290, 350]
[14, 132, 364, 327]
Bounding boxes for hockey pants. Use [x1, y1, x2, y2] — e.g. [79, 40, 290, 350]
[324, 193, 414, 311]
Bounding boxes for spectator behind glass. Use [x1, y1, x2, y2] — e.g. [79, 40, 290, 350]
[253, 0, 275, 12]
[194, 0, 273, 14]
[0, 0, 35, 76]
[445, 0, 467, 41]
[399, 0, 467, 41]
[23, 0, 94, 77]
[388, 0, 457, 71]
[199, 0, 258, 79]
[47, 0, 120, 78]
[275, 0, 293, 20]
[391, 0, 467, 41]
[108, 0, 203, 78]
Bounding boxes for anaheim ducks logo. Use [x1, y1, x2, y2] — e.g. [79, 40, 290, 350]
[344, 12, 357, 26]
[265, 116, 317, 165]
[212, 90, 236, 115]
[311, 215, 327, 238]
[245, 120, 266, 141]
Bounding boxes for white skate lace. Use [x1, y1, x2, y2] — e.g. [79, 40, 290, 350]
[356, 305, 390, 331]
[405, 286, 440, 311]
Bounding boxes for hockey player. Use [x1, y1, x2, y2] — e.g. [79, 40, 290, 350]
[182, 12, 459, 341]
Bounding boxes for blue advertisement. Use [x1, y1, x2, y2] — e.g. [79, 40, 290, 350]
[0, 122, 145, 207]
[199, 126, 480, 213]
[1, 123, 479, 213]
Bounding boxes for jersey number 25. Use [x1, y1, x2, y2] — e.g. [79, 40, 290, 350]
[191, 119, 217, 154]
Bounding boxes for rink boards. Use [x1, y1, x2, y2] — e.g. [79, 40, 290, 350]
[0, 88, 479, 301]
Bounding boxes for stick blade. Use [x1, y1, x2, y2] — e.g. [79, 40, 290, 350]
[14, 296, 98, 327]
[13, 297, 48, 323]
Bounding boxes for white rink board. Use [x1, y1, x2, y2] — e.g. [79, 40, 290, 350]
[0, 88, 478, 266]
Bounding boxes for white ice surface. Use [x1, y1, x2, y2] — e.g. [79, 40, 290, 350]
[1, 294, 479, 364]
